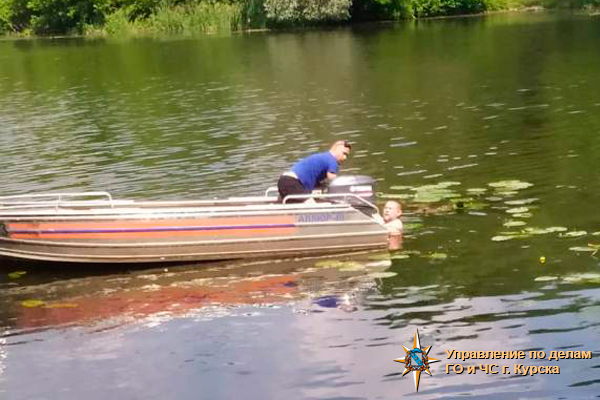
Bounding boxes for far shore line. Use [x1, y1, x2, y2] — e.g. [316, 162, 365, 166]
[2, 6, 599, 40]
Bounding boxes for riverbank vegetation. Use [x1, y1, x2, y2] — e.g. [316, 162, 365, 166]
[0, 0, 598, 36]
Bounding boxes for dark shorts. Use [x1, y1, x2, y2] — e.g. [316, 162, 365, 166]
[277, 175, 310, 203]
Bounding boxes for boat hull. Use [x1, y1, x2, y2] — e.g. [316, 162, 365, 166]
[0, 202, 388, 263]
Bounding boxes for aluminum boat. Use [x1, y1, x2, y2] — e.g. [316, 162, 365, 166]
[0, 176, 389, 263]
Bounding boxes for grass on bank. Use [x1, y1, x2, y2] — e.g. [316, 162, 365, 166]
[85, 1, 242, 37]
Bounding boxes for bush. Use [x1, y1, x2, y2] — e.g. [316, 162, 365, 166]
[410, 0, 487, 17]
[353, 0, 527, 19]
[350, 0, 413, 21]
[263, 0, 352, 23]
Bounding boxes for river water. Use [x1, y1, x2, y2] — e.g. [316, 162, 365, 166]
[1, 12, 600, 399]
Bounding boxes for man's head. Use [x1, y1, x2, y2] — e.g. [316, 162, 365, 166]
[329, 140, 352, 163]
[383, 201, 402, 223]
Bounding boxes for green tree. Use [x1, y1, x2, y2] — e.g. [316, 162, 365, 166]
[26, 0, 111, 33]
[0, 1, 11, 32]
[1, 0, 34, 32]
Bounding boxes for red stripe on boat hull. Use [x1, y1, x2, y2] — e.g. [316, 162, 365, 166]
[7, 216, 296, 239]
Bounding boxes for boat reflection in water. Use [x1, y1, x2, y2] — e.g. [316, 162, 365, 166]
[1, 251, 397, 331]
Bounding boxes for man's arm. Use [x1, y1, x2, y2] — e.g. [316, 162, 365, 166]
[315, 172, 336, 190]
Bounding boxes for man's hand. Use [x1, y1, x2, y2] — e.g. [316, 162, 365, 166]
[316, 174, 335, 190]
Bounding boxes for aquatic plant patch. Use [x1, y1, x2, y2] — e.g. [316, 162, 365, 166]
[562, 273, 600, 284]
[21, 299, 45, 307]
[559, 231, 587, 238]
[506, 207, 530, 214]
[466, 188, 488, 195]
[315, 260, 365, 269]
[488, 180, 534, 191]
[8, 270, 27, 279]
[491, 226, 569, 241]
[512, 212, 532, 218]
[423, 252, 448, 260]
[505, 198, 539, 206]
[503, 220, 527, 227]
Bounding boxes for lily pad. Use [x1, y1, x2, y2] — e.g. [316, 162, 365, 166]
[425, 252, 448, 259]
[512, 213, 532, 218]
[569, 246, 598, 252]
[505, 198, 538, 206]
[507, 207, 529, 214]
[560, 231, 587, 238]
[391, 254, 410, 260]
[409, 182, 463, 203]
[524, 227, 559, 235]
[496, 190, 519, 197]
[494, 226, 571, 240]
[413, 189, 460, 203]
[488, 180, 534, 191]
[503, 220, 527, 227]
[436, 182, 462, 188]
[494, 230, 533, 240]
[545, 227, 568, 233]
[389, 185, 414, 191]
[467, 188, 487, 195]
[21, 299, 45, 308]
[368, 253, 392, 261]
[562, 273, 600, 284]
[492, 235, 519, 241]
[592, 232, 600, 236]
[315, 260, 364, 269]
[8, 271, 27, 279]
[498, 231, 523, 235]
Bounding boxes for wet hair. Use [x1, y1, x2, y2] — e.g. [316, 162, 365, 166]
[331, 140, 352, 150]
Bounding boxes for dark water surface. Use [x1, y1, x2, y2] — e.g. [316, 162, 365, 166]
[1, 12, 600, 399]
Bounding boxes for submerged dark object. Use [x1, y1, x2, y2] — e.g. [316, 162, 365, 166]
[313, 295, 340, 308]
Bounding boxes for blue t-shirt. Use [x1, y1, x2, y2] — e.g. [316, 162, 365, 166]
[291, 151, 338, 191]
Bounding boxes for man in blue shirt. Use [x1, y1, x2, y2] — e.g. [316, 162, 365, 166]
[278, 140, 352, 202]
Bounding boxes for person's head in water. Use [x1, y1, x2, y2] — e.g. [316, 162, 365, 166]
[383, 200, 402, 223]
[329, 140, 352, 163]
